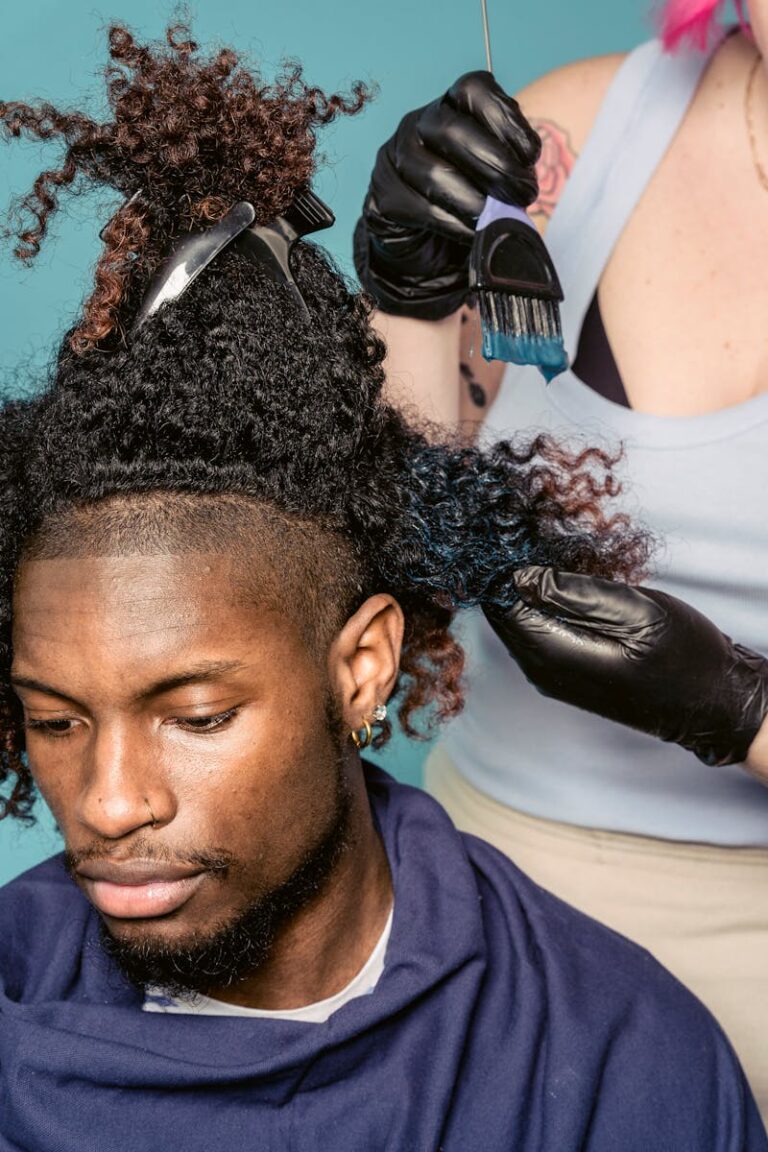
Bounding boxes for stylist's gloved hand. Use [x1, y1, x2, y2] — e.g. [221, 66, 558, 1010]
[484, 566, 768, 768]
[354, 71, 541, 320]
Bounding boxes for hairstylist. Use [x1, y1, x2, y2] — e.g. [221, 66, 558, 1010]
[354, 0, 768, 1121]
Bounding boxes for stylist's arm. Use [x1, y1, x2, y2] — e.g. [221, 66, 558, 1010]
[485, 567, 768, 780]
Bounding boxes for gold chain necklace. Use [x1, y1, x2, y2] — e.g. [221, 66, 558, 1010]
[745, 53, 768, 193]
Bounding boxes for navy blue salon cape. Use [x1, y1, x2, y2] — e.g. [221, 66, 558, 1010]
[1, 765, 765, 1151]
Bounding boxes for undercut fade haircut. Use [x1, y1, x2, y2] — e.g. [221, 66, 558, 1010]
[0, 23, 649, 822]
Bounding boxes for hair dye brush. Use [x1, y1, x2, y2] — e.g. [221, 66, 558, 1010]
[470, 0, 568, 382]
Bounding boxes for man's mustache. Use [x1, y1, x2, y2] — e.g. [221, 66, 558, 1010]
[63, 840, 234, 879]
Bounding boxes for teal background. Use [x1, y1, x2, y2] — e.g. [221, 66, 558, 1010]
[0, 0, 651, 884]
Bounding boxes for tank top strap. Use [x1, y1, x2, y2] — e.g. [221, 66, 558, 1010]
[545, 38, 719, 356]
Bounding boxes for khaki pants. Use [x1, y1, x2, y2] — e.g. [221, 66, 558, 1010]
[425, 745, 768, 1124]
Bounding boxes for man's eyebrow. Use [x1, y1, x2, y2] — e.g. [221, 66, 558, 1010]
[10, 660, 247, 705]
[10, 675, 81, 707]
[137, 660, 247, 699]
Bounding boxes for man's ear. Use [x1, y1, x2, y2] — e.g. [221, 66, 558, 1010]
[328, 594, 404, 732]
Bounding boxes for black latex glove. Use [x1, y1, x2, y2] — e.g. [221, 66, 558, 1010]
[484, 566, 768, 767]
[354, 71, 541, 320]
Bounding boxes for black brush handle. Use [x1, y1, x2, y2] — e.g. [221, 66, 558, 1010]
[469, 216, 563, 301]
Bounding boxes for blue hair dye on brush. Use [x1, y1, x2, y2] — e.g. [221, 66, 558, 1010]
[470, 198, 569, 383]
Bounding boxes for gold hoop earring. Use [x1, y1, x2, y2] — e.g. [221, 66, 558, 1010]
[350, 719, 373, 750]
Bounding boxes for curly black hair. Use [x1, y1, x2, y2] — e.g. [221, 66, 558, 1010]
[0, 23, 648, 822]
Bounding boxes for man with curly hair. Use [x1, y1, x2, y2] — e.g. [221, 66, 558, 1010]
[0, 24, 764, 1151]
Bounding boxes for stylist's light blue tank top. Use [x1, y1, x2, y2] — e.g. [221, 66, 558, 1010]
[444, 38, 768, 846]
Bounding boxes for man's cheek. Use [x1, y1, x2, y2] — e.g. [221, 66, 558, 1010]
[27, 760, 70, 828]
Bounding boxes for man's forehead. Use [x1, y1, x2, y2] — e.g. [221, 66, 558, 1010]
[12, 552, 286, 649]
[16, 551, 253, 599]
[11, 552, 310, 699]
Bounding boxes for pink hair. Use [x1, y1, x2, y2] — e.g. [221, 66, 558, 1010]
[659, 0, 748, 50]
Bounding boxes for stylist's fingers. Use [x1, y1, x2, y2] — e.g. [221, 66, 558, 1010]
[370, 137, 479, 240]
[446, 71, 541, 162]
[514, 566, 668, 635]
[484, 597, 629, 707]
[485, 596, 569, 651]
[392, 140, 488, 231]
[373, 110, 485, 234]
[418, 104, 539, 206]
[484, 596, 625, 669]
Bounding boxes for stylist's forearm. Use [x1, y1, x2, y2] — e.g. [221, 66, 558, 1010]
[745, 715, 768, 783]
[373, 310, 462, 429]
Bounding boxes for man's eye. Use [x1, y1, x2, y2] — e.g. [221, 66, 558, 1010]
[172, 708, 239, 733]
[25, 718, 76, 737]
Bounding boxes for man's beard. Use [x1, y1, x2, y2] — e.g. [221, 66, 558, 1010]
[98, 742, 353, 1000]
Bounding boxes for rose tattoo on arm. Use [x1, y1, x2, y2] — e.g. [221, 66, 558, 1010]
[528, 118, 577, 222]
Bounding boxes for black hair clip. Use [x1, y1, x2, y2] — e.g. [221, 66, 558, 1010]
[131, 189, 335, 336]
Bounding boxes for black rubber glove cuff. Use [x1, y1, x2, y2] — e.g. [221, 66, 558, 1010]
[353, 217, 470, 320]
[702, 643, 768, 767]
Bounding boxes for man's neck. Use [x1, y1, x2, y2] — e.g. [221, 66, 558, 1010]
[201, 774, 393, 1011]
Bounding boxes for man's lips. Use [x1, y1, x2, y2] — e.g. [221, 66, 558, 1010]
[76, 859, 207, 919]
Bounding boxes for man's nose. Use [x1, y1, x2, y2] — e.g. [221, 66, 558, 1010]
[75, 722, 174, 839]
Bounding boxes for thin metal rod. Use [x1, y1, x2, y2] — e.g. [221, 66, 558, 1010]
[480, 0, 493, 73]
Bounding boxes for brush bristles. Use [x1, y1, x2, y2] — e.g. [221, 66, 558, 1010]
[477, 289, 568, 381]
[477, 289, 563, 342]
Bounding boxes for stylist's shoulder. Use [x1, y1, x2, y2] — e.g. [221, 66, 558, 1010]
[515, 54, 627, 234]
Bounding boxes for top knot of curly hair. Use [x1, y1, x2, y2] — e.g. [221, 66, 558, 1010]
[0, 21, 369, 353]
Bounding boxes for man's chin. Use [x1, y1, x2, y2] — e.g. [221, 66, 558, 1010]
[98, 908, 273, 998]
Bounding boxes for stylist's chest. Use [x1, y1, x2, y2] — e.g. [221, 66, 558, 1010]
[598, 139, 768, 417]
